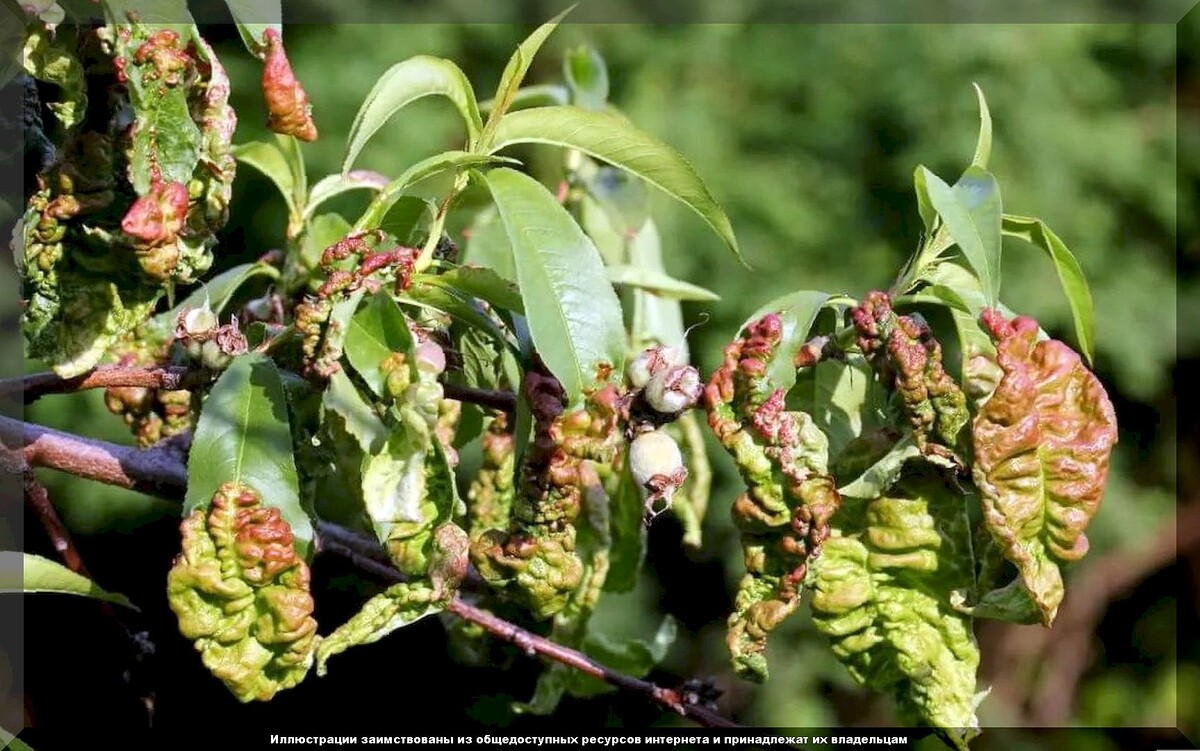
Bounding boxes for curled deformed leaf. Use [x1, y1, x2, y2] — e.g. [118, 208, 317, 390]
[261, 28, 317, 142]
[809, 469, 980, 749]
[970, 309, 1117, 625]
[23, 25, 86, 130]
[167, 483, 318, 702]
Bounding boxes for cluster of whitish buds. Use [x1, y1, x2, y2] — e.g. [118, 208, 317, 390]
[625, 344, 701, 523]
[627, 345, 704, 415]
[174, 303, 248, 370]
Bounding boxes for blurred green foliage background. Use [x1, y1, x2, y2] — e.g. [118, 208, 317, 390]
[18, 8, 1196, 749]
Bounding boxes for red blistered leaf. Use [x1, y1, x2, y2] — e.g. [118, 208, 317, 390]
[971, 308, 1118, 625]
[261, 28, 317, 142]
[121, 179, 188, 245]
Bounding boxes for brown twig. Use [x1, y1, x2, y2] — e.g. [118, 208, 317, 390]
[5, 415, 738, 728]
[3, 366, 213, 405]
[23, 473, 89, 575]
[4, 366, 519, 415]
[441, 381, 517, 413]
[446, 597, 738, 728]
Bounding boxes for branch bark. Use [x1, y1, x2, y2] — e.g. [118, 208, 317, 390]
[3, 366, 518, 414]
[4, 415, 736, 728]
[2, 366, 213, 404]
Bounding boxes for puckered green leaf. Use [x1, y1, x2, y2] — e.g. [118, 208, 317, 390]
[970, 310, 1118, 625]
[2, 552, 137, 610]
[482, 167, 625, 406]
[167, 482, 317, 702]
[315, 579, 443, 676]
[1002, 213, 1095, 363]
[185, 353, 312, 559]
[343, 56, 483, 171]
[22, 26, 86, 130]
[488, 106, 742, 264]
[919, 166, 1002, 306]
[809, 469, 981, 749]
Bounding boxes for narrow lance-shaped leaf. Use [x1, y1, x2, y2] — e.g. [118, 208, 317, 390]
[1002, 213, 1095, 363]
[563, 45, 609, 110]
[482, 167, 625, 406]
[920, 166, 1002, 306]
[185, 353, 312, 559]
[809, 469, 982, 750]
[343, 56, 483, 172]
[970, 83, 993, 169]
[488, 106, 743, 265]
[303, 170, 388, 222]
[324, 369, 388, 454]
[480, 6, 574, 142]
[606, 264, 719, 302]
[352, 151, 515, 232]
[1, 552, 138, 610]
[970, 309, 1117, 625]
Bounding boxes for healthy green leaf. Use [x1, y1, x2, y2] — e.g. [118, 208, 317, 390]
[324, 369, 389, 454]
[836, 433, 921, 499]
[352, 152, 513, 232]
[606, 264, 719, 302]
[157, 262, 279, 330]
[303, 171, 388, 222]
[605, 462, 646, 594]
[625, 219, 688, 356]
[233, 138, 301, 221]
[480, 6, 574, 142]
[563, 45, 609, 110]
[739, 289, 834, 394]
[460, 205, 516, 281]
[488, 106, 742, 264]
[482, 168, 625, 406]
[920, 166, 1003, 305]
[1, 552, 138, 610]
[1002, 214, 1095, 363]
[912, 166, 937, 236]
[344, 291, 416, 397]
[970, 83, 993, 169]
[479, 84, 570, 114]
[423, 266, 525, 314]
[343, 56, 483, 171]
[402, 282, 517, 357]
[184, 353, 311, 559]
[222, 0, 280, 55]
[792, 358, 883, 460]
